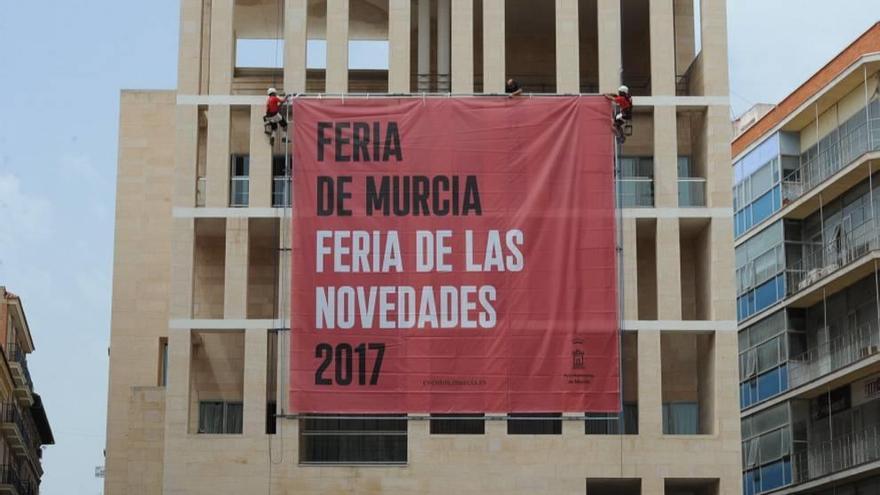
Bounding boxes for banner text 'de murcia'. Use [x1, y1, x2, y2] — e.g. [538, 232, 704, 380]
[290, 97, 620, 413]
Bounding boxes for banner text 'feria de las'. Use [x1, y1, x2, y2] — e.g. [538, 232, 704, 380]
[290, 97, 619, 413]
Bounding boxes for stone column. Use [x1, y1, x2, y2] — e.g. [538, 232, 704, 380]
[637, 330, 663, 436]
[451, 0, 474, 93]
[649, 0, 675, 96]
[206, 105, 231, 208]
[555, 0, 579, 93]
[178, 0, 204, 94]
[209, 0, 235, 94]
[653, 106, 679, 208]
[326, 0, 349, 93]
[388, 0, 412, 92]
[622, 217, 639, 321]
[249, 105, 272, 208]
[243, 328, 269, 436]
[597, 0, 621, 93]
[284, 0, 309, 93]
[482, 0, 505, 93]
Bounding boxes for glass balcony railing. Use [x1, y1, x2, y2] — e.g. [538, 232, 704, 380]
[272, 176, 290, 208]
[785, 220, 879, 295]
[782, 119, 880, 204]
[229, 177, 249, 207]
[793, 423, 880, 484]
[616, 177, 654, 208]
[678, 177, 707, 207]
[196, 177, 206, 207]
[787, 321, 880, 389]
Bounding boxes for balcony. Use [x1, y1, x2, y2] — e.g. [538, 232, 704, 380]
[0, 465, 33, 495]
[786, 220, 880, 297]
[0, 404, 41, 462]
[678, 177, 707, 207]
[781, 116, 880, 207]
[793, 424, 880, 484]
[196, 177, 206, 207]
[787, 322, 880, 389]
[5, 345, 32, 406]
[272, 176, 290, 208]
[616, 177, 654, 208]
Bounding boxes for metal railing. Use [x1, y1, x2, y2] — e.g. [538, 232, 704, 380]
[785, 220, 879, 295]
[616, 177, 654, 208]
[788, 321, 880, 388]
[0, 402, 42, 458]
[781, 120, 880, 204]
[793, 424, 880, 483]
[678, 177, 707, 207]
[0, 464, 33, 495]
[272, 176, 290, 208]
[6, 344, 32, 393]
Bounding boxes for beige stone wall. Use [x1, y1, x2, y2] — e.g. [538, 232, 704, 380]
[105, 90, 176, 495]
[125, 387, 166, 493]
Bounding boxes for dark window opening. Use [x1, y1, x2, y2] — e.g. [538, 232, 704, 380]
[507, 413, 562, 435]
[430, 414, 485, 434]
[299, 414, 407, 464]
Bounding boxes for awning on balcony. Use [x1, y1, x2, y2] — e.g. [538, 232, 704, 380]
[30, 393, 53, 445]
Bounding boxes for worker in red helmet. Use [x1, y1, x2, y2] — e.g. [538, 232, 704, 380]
[264, 87, 290, 146]
[605, 85, 633, 142]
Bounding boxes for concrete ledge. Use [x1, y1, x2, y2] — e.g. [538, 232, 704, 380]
[621, 320, 737, 332]
[169, 319, 286, 330]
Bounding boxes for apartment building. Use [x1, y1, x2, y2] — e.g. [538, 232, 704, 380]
[733, 23, 880, 495]
[105, 0, 738, 493]
[0, 288, 55, 495]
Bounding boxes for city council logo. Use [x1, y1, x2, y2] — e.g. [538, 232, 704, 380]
[572, 338, 585, 370]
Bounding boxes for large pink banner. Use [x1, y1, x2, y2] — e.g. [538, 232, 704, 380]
[290, 97, 619, 413]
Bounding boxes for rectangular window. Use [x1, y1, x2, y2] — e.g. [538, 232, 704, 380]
[230, 155, 250, 207]
[429, 414, 485, 435]
[662, 402, 699, 434]
[507, 413, 562, 435]
[198, 401, 243, 434]
[158, 337, 168, 387]
[299, 415, 407, 464]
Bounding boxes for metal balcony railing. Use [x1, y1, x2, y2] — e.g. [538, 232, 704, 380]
[785, 220, 879, 295]
[781, 120, 880, 204]
[616, 177, 654, 208]
[678, 177, 707, 207]
[788, 321, 880, 388]
[6, 344, 32, 394]
[793, 424, 880, 483]
[0, 402, 42, 461]
[0, 464, 33, 495]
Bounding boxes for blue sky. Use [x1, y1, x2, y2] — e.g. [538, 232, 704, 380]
[1, 1, 880, 493]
